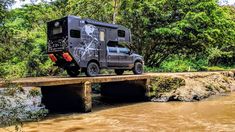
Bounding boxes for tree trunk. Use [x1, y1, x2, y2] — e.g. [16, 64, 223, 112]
[112, 0, 118, 24]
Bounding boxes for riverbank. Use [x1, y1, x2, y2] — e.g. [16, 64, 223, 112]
[2, 92, 235, 132]
[0, 70, 235, 131]
[149, 71, 235, 102]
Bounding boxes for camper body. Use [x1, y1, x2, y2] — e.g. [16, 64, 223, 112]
[47, 15, 143, 77]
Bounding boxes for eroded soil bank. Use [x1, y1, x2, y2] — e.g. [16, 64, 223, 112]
[149, 71, 235, 102]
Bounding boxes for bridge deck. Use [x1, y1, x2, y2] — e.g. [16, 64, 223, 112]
[1, 71, 230, 88]
[0, 74, 151, 87]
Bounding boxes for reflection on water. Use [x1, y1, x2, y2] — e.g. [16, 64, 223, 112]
[3, 93, 235, 131]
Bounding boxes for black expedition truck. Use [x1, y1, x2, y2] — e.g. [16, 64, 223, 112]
[47, 15, 144, 77]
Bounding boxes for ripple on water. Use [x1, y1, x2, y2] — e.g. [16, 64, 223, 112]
[52, 116, 84, 123]
[64, 127, 85, 132]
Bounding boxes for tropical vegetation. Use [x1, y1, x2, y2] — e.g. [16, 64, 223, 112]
[0, 0, 234, 78]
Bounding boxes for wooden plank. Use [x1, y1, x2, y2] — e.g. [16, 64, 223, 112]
[0, 74, 151, 87]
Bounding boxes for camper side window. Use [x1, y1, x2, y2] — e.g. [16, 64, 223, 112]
[70, 29, 81, 38]
[100, 31, 105, 41]
[118, 30, 125, 37]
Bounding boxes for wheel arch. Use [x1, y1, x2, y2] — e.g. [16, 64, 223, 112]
[134, 59, 143, 64]
[87, 59, 100, 67]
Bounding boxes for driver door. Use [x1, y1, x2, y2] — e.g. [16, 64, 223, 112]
[107, 46, 119, 67]
[118, 47, 133, 67]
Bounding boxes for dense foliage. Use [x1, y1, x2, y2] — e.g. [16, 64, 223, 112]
[0, 0, 234, 78]
[121, 0, 235, 67]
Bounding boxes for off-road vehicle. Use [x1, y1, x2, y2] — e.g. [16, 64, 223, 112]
[47, 15, 144, 77]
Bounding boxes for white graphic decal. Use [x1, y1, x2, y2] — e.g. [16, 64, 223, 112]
[73, 24, 99, 62]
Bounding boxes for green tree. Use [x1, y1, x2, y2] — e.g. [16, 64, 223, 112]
[1, 0, 235, 78]
[0, 1, 63, 78]
[119, 0, 235, 67]
[0, 0, 14, 20]
[67, 0, 124, 23]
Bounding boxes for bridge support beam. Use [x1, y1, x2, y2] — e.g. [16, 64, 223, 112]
[81, 81, 92, 112]
[100, 79, 150, 100]
[41, 81, 92, 113]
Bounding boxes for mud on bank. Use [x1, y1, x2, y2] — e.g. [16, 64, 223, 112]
[149, 71, 235, 102]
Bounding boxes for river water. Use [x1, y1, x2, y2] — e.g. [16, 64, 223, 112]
[3, 93, 235, 132]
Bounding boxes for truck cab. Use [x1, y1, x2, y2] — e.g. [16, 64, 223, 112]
[47, 15, 144, 77]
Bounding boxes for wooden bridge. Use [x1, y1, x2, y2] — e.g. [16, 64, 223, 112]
[0, 74, 154, 113]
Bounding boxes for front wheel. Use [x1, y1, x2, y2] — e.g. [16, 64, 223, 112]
[85, 62, 100, 77]
[133, 62, 143, 75]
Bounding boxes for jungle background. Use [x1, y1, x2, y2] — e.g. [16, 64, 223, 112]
[0, 0, 235, 79]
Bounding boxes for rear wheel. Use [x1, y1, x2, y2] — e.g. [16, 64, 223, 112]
[66, 67, 80, 77]
[85, 62, 100, 77]
[133, 62, 143, 75]
[115, 69, 124, 75]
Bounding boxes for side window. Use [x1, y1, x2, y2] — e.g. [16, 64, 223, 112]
[108, 47, 117, 53]
[70, 29, 81, 38]
[107, 41, 118, 53]
[100, 31, 105, 41]
[118, 30, 125, 37]
[119, 47, 130, 54]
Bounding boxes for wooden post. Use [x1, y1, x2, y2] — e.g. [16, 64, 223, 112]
[80, 81, 92, 112]
[145, 78, 151, 98]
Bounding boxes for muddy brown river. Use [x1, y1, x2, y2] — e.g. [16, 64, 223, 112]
[2, 93, 235, 132]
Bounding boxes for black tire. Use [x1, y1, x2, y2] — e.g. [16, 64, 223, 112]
[85, 62, 100, 77]
[115, 69, 124, 75]
[66, 67, 80, 77]
[133, 62, 143, 74]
